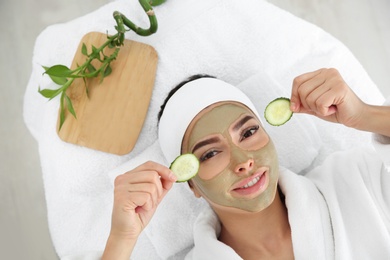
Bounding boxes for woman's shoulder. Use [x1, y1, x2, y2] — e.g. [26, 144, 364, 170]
[305, 146, 390, 218]
[306, 147, 382, 185]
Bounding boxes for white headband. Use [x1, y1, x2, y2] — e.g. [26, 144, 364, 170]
[158, 77, 261, 164]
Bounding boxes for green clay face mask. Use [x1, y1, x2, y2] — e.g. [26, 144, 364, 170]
[184, 103, 279, 212]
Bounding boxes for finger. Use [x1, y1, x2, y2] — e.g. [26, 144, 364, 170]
[113, 189, 153, 214]
[141, 161, 177, 191]
[314, 90, 338, 117]
[295, 71, 327, 111]
[125, 191, 155, 212]
[159, 177, 175, 201]
[121, 171, 164, 198]
[313, 89, 336, 116]
[291, 69, 322, 112]
[126, 183, 161, 208]
[303, 81, 330, 113]
[299, 79, 327, 112]
[131, 161, 177, 184]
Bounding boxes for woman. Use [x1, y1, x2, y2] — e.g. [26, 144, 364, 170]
[102, 68, 390, 259]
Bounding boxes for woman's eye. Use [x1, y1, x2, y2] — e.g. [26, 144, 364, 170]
[200, 150, 219, 162]
[240, 125, 260, 141]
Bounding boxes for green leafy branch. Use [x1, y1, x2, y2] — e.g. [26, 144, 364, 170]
[39, 0, 165, 130]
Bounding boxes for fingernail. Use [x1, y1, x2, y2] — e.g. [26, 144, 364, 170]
[290, 102, 297, 112]
[169, 171, 177, 181]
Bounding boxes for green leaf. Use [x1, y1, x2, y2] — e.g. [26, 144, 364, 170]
[65, 95, 77, 119]
[59, 109, 65, 131]
[42, 66, 68, 85]
[81, 43, 88, 56]
[44, 65, 73, 77]
[87, 63, 96, 73]
[108, 41, 116, 48]
[80, 77, 90, 98]
[104, 64, 112, 77]
[91, 45, 98, 55]
[99, 69, 105, 83]
[85, 86, 90, 99]
[96, 55, 104, 63]
[59, 94, 66, 131]
[109, 48, 120, 60]
[60, 74, 86, 79]
[51, 75, 68, 85]
[38, 86, 62, 99]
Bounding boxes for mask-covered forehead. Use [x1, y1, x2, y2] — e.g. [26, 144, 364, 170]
[187, 103, 254, 152]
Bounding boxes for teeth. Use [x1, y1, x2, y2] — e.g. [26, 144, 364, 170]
[242, 176, 261, 189]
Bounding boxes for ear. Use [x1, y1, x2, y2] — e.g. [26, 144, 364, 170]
[188, 180, 202, 198]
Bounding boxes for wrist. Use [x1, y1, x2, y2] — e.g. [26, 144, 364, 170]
[354, 104, 390, 137]
[102, 233, 138, 260]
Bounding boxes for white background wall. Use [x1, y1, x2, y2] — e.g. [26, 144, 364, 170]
[0, 0, 389, 259]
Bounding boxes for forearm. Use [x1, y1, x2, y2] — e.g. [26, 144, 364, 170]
[356, 104, 390, 137]
[102, 234, 137, 260]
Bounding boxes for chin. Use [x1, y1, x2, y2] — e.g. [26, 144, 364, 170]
[211, 185, 279, 214]
[242, 190, 277, 213]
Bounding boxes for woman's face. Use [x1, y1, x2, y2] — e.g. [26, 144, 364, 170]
[182, 102, 279, 212]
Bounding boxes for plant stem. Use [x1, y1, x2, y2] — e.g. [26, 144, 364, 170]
[113, 0, 158, 41]
[40, 0, 163, 131]
[72, 34, 120, 76]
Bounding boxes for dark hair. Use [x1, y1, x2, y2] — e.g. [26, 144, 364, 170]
[157, 74, 215, 123]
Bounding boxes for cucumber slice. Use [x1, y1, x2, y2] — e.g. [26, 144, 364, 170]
[170, 153, 200, 182]
[264, 97, 293, 126]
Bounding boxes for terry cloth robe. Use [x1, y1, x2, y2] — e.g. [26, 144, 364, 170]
[185, 134, 390, 259]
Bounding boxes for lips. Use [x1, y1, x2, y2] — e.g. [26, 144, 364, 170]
[241, 175, 261, 188]
[231, 169, 268, 197]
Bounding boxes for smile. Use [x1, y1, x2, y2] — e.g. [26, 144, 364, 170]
[230, 169, 269, 197]
[241, 176, 261, 189]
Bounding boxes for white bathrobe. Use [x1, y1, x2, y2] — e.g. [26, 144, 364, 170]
[185, 135, 390, 259]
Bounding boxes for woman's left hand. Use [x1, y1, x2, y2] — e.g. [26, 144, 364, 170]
[290, 68, 366, 128]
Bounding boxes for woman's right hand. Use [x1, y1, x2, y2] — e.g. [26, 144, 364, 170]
[290, 68, 390, 137]
[103, 161, 176, 259]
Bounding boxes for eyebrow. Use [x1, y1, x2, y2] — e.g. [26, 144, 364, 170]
[192, 137, 220, 154]
[232, 115, 255, 132]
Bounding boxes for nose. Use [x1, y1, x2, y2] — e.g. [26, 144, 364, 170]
[234, 158, 254, 174]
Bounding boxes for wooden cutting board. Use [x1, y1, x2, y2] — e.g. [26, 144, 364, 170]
[57, 32, 158, 155]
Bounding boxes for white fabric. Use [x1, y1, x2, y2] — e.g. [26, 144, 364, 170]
[372, 97, 390, 172]
[22, 0, 386, 259]
[159, 77, 261, 164]
[186, 168, 334, 260]
[186, 136, 390, 259]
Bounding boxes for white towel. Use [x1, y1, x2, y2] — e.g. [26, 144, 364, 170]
[23, 0, 385, 258]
